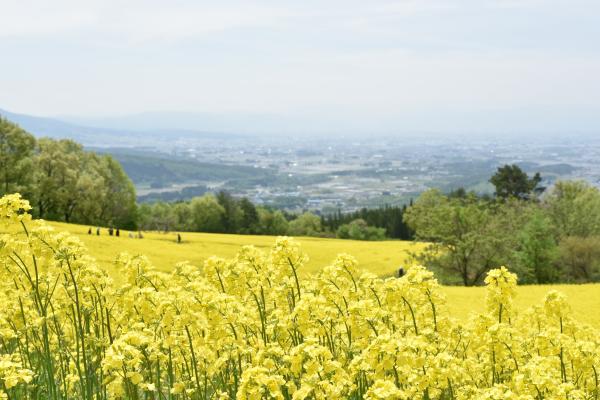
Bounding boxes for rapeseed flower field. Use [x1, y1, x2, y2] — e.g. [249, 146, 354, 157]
[45, 222, 423, 278]
[45, 221, 600, 328]
[1, 194, 599, 399]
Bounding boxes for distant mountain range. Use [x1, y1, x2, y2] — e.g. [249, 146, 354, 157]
[62, 111, 280, 134]
[1, 108, 422, 140]
[0, 108, 241, 147]
[3, 107, 599, 145]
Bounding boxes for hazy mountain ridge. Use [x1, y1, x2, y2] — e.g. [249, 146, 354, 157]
[0, 108, 241, 147]
[4, 108, 600, 145]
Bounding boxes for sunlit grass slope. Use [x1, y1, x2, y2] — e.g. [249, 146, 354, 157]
[44, 221, 600, 327]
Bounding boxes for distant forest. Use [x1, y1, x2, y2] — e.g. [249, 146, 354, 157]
[137, 191, 413, 240]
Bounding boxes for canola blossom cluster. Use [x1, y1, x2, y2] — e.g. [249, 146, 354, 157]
[0, 193, 599, 400]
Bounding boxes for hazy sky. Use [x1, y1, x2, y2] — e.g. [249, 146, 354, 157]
[1, 0, 599, 133]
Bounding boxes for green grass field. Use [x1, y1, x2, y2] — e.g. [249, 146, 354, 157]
[31, 222, 600, 328]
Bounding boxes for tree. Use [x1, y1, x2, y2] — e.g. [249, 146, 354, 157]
[0, 116, 139, 228]
[34, 138, 76, 219]
[172, 202, 194, 231]
[31, 139, 138, 228]
[0, 117, 36, 197]
[288, 212, 323, 237]
[239, 197, 259, 234]
[256, 208, 289, 235]
[66, 153, 106, 224]
[33, 140, 137, 228]
[96, 155, 137, 229]
[137, 203, 154, 230]
[322, 205, 413, 240]
[190, 194, 226, 232]
[545, 180, 600, 238]
[141, 202, 177, 232]
[336, 219, 386, 241]
[404, 190, 521, 285]
[216, 191, 243, 233]
[33, 139, 103, 223]
[557, 236, 600, 282]
[513, 211, 559, 283]
[448, 187, 468, 199]
[490, 164, 542, 200]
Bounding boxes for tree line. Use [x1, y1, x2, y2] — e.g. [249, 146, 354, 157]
[0, 117, 137, 228]
[322, 205, 413, 240]
[405, 164, 600, 285]
[137, 191, 411, 240]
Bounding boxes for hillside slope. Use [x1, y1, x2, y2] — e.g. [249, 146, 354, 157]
[43, 221, 600, 327]
[48, 221, 421, 276]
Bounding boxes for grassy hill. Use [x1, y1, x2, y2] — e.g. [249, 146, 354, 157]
[36, 221, 600, 328]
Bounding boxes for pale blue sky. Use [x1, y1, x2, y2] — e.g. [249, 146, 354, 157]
[1, 0, 599, 134]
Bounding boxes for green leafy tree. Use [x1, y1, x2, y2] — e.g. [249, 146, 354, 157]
[66, 153, 106, 224]
[96, 155, 137, 229]
[404, 190, 521, 285]
[513, 211, 559, 283]
[146, 202, 177, 232]
[256, 208, 289, 235]
[34, 138, 78, 219]
[190, 194, 226, 232]
[216, 191, 243, 233]
[172, 202, 194, 231]
[447, 187, 468, 199]
[137, 203, 154, 230]
[545, 180, 600, 237]
[34, 139, 102, 223]
[557, 236, 600, 282]
[33, 140, 136, 228]
[336, 219, 386, 241]
[0, 117, 36, 197]
[490, 164, 542, 200]
[239, 197, 259, 234]
[288, 212, 323, 237]
[0, 117, 138, 228]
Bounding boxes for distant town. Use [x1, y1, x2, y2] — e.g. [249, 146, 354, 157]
[4, 108, 598, 213]
[109, 134, 599, 213]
